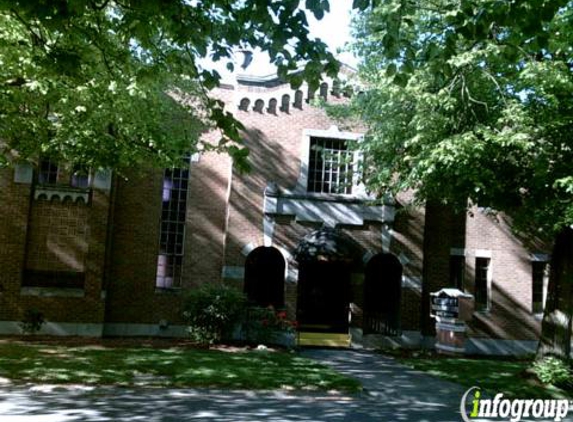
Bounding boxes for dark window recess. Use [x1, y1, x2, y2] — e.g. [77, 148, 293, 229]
[156, 159, 190, 289]
[307, 137, 354, 194]
[22, 269, 85, 289]
[474, 257, 490, 311]
[363, 253, 402, 336]
[244, 247, 285, 308]
[319, 82, 328, 100]
[532, 261, 547, 313]
[449, 255, 465, 290]
[38, 159, 58, 184]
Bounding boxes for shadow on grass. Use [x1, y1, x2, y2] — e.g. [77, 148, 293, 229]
[0, 343, 361, 391]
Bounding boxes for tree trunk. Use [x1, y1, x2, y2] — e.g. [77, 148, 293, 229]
[536, 226, 573, 360]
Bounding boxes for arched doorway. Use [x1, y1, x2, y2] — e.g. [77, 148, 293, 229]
[243, 247, 285, 308]
[363, 253, 402, 335]
[294, 228, 363, 333]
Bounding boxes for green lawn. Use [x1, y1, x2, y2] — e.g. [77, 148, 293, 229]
[0, 342, 361, 391]
[397, 354, 570, 399]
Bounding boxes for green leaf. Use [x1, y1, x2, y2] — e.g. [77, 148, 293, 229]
[352, 0, 371, 10]
[386, 63, 397, 77]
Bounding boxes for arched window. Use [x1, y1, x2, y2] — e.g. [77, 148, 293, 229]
[331, 80, 341, 97]
[244, 247, 285, 308]
[319, 82, 328, 101]
[294, 90, 303, 109]
[280, 94, 290, 113]
[307, 86, 316, 103]
[253, 99, 264, 113]
[267, 98, 277, 114]
[238, 98, 250, 111]
[363, 253, 402, 335]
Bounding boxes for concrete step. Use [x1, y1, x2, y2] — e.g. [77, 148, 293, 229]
[297, 332, 351, 347]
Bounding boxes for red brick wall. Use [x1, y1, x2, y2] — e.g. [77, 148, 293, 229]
[464, 209, 546, 341]
[25, 201, 89, 272]
[391, 192, 426, 331]
[0, 168, 109, 324]
[0, 169, 32, 321]
[0, 78, 552, 343]
[105, 150, 232, 325]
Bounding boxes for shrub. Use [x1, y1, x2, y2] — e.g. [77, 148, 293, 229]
[19, 308, 45, 334]
[243, 306, 296, 345]
[532, 356, 572, 387]
[183, 284, 247, 345]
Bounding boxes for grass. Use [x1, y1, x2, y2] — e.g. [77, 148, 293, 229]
[0, 341, 361, 392]
[394, 351, 570, 399]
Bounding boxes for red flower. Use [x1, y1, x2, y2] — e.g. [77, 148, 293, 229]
[277, 311, 287, 319]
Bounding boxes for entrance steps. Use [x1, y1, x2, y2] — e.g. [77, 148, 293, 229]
[297, 331, 351, 348]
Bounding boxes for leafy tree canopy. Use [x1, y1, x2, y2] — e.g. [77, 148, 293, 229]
[0, 0, 338, 170]
[345, 0, 573, 235]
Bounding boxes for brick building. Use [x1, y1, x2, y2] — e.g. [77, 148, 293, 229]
[0, 64, 551, 354]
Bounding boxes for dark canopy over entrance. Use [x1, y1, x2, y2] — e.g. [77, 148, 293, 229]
[294, 227, 364, 333]
[294, 227, 364, 267]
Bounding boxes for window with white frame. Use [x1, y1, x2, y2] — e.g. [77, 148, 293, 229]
[474, 257, 490, 311]
[307, 137, 354, 194]
[532, 261, 548, 314]
[156, 160, 190, 289]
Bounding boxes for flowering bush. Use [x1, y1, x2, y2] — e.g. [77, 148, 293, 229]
[183, 284, 247, 345]
[243, 306, 297, 345]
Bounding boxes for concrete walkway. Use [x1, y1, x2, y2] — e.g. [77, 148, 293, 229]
[0, 349, 566, 422]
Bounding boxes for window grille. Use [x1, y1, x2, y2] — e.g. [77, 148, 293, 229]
[307, 137, 354, 194]
[38, 159, 58, 184]
[156, 159, 190, 288]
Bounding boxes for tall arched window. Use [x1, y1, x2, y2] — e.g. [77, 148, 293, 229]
[239, 98, 250, 111]
[280, 94, 290, 113]
[253, 99, 264, 113]
[244, 247, 285, 308]
[267, 98, 277, 114]
[319, 82, 328, 101]
[307, 86, 316, 103]
[332, 79, 341, 97]
[294, 90, 303, 109]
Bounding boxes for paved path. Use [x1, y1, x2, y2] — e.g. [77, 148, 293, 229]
[0, 349, 566, 422]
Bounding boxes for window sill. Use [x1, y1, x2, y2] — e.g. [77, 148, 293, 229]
[20, 287, 85, 298]
[154, 287, 182, 295]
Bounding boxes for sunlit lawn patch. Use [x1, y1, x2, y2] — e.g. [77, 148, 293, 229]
[0, 342, 361, 392]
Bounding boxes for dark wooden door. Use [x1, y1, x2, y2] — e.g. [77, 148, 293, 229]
[297, 261, 350, 333]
